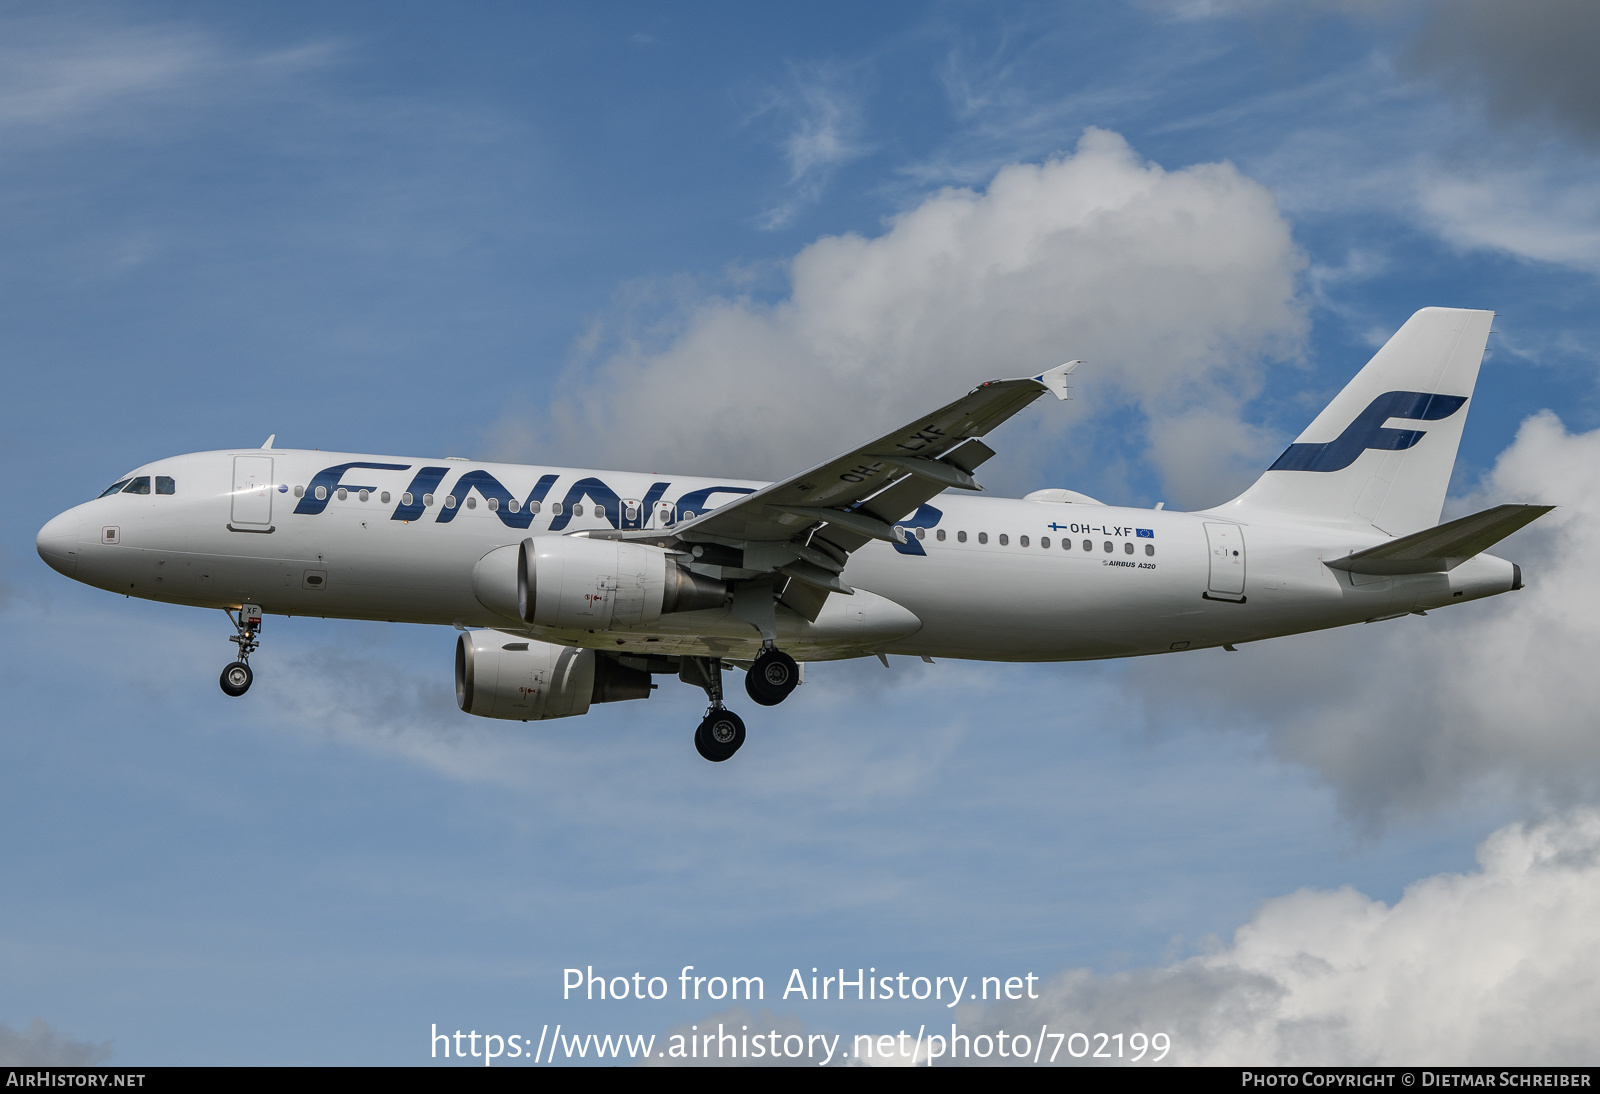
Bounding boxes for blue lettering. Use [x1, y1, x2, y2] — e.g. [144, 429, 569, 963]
[435, 471, 560, 528]
[674, 485, 757, 519]
[390, 467, 451, 521]
[547, 477, 626, 532]
[621, 482, 672, 530]
[295, 462, 411, 515]
[890, 503, 944, 556]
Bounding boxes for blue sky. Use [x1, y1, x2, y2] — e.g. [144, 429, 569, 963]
[5, 1, 1600, 1066]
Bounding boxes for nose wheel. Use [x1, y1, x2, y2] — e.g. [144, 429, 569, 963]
[220, 661, 253, 697]
[220, 605, 262, 697]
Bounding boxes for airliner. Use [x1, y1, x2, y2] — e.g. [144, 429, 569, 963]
[36, 308, 1548, 761]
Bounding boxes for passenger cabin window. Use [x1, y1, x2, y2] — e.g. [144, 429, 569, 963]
[915, 527, 925, 540]
[358, 489, 370, 502]
[1019, 535, 1029, 547]
[507, 499, 520, 513]
[381, 491, 391, 503]
[936, 529, 946, 542]
[294, 486, 305, 497]
[1041, 537, 1050, 548]
[573, 504, 584, 516]
[957, 531, 967, 543]
[401, 492, 413, 506]
[99, 479, 131, 498]
[551, 501, 564, 516]
[998, 534, 1008, 546]
[314, 486, 327, 501]
[977, 532, 988, 544]
[1103, 541, 1113, 552]
[1082, 539, 1092, 551]
[1145, 544, 1155, 556]
[155, 476, 175, 495]
[1124, 542, 1134, 554]
[336, 488, 348, 500]
[487, 498, 498, 512]
[466, 496, 477, 509]
[123, 476, 151, 495]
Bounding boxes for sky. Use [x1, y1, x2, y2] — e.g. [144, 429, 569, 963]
[3, 0, 1600, 1067]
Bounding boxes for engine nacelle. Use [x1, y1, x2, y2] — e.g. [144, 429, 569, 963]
[454, 630, 652, 721]
[472, 536, 727, 630]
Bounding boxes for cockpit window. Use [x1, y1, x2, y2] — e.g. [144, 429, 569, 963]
[98, 479, 131, 498]
[122, 476, 151, 495]
[156, 476, 175, 495]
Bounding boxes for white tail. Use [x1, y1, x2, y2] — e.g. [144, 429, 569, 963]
[1216, 307, 1492, 536]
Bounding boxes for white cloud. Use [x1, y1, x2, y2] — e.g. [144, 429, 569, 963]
[0, 12, 336, 139]
[751, 64, 871, 229]
[1129, 410, 1600, 822]
[491, 129, 1306, 508]
[0, 1018, 110, 1066]
[962, 807, 1600, 1065]
[1418, 169, 1600, 273]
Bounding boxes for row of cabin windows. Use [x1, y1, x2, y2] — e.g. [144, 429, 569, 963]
[911, 526, 1155, 556]
[288, 483, 607, 518]
[99, 476, 175, 497]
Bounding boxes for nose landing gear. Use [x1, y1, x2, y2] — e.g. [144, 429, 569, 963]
[220, 605, 262, 697]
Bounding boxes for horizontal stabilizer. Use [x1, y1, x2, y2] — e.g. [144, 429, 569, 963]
[1324, 503, 1553, 575]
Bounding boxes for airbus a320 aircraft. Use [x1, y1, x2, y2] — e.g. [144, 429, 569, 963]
[37, 307, 1548, 761]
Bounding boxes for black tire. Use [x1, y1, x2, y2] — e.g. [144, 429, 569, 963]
[220, 661, 253, 697]
[694, 708, 746, 762]
[745, 648, 799, 707]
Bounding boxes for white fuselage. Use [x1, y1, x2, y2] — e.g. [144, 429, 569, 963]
[36, 448, 1518, 663]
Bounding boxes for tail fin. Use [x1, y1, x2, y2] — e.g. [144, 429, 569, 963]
[1222, 307, 1493, 536]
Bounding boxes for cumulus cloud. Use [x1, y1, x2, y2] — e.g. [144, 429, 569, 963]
[960, 808, 1600, 1065]
[0, 1018, 110, 1066]
[491, 129, 1306, 507]
[1130, 410, 1600, 822]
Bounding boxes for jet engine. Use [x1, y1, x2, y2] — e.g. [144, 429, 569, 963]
[455, 629, 653, 720]
[471, 536, 727, 629]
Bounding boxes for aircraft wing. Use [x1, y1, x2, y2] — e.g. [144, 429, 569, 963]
[601, 361, 1079, 619]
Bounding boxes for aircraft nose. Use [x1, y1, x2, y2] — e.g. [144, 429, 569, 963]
[36, 509, 82, 578]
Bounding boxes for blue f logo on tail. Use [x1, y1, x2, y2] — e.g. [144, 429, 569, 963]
[1269, 391, 1468, 473]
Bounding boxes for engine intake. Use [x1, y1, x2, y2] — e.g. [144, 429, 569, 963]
[472, 536, 727, 629]
[455, 630, 654, 720]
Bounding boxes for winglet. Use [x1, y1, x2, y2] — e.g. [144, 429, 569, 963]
[261, 434, 276, 449]
[1034, 360, 1081, 401]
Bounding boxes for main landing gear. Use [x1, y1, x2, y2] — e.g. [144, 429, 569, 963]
[745, 647, 800, 706]
[220, 604, 262, 697]
[682, 646, 801, 762]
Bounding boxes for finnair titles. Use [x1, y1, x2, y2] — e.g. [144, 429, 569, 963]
[37, 308, 1550, 761]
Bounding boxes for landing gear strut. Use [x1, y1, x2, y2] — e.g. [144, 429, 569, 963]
[745, 646, 800, 706]
[220, 605, 262, 697]
[681, 656, 746, 762]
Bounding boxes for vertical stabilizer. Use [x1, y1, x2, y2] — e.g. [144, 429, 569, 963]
[1219, 307, 1492, 536]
